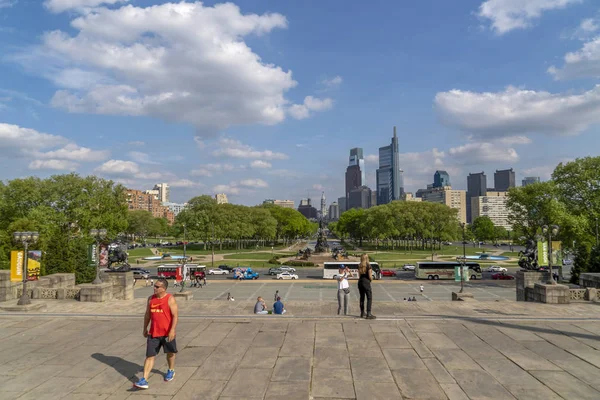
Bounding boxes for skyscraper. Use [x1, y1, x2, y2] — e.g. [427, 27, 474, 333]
[522, 176, 540, 186]
[467, 172, 487, 223]
[348, 186, 373, 210]
[433, 170, 450, 188]
[320, 192, 327, 219]
[494, 168, 516, 191]
[349, 148, 365, 185]
[376, 126, 404, 205]
[345, 165, 362, 198]
[338, 196, 347, 214]
[328, 202, 340, 221]
[154, 183, 170, 203]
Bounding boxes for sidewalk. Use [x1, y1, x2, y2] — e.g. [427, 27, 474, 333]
[1, 301, 600, 399]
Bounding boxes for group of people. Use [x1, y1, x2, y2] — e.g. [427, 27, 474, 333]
[337, 254, 376, 319]
[254, 294, 286, 315]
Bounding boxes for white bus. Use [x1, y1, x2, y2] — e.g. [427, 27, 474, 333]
[323, 261, 381, 280]
[415, 261, 482, 280]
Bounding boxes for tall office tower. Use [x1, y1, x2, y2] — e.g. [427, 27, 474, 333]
[494, 168, 516, 191]
[320, 192, 327, 219]
[348, 186, 373, 210]
[338, 196, 347, 214]
[328, 202, 340, 221]
[466, 172, 487, 223]
[153, 183, 170, 203]
[433, 170, 450, 188]
[471, 191, 510, 230]
[345, 165, 362, 198]
[522, 176, 540, 186]
[348, 148, 365, 186]
[376, 126, 403, 205]
[215, 193, 228, 204]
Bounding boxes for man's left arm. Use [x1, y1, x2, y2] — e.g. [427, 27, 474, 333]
[168, 296, 179, 342]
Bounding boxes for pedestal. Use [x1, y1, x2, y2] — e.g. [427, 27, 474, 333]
[173, 291, 193, 300]
[78, 282, 113, 302]
[452, 292, 474, 301]
[516, 270, 550, 301]
[534, 283, 570, 304]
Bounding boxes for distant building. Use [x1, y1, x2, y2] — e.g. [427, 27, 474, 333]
[162, 202, 187, 217]
[215, 193, 228, 204]
[328, 202, 340, 221]
[522, 176, 540, 186]
[433, 170, 450, 188]
[471, 191, 510, 230]
[298, 198, 318, 219]
[338, 197, 347, 214]
[126, 189, 175, 224]
[376, 126, 404, 205]
[467, 172, 487, 223]
[320, 192, 327, 219]
[421, 186, 467, 225]
[345, 164, 362, 199]
[143, 189, 160, 200]
[154, 183, 170, 203]
[349, 148, 365, 186]
[404, 192, 422, 202]
[264, 199, 294, 208]
[348, 186, 373, 210]
[494, 168, 516, 192]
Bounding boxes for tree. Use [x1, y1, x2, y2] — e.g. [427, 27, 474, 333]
[570, 242, 591, 284]
[126, 210, 155, 242]
[471, 216, 495, 242]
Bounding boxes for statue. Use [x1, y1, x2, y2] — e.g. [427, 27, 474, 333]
[107, 244, 131, 272]
[518, 239, 539, 270]
[314, 219, 330, 253]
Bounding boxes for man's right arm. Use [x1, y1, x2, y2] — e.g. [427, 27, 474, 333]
[142, 296, 151, 337]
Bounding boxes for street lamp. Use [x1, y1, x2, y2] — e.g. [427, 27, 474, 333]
[182, 223, 187, 262]
[431, 221, 435, 261]
[90, 229, 107, 284]
[457, 223, 467, 293]
[542, 224, 559, 284]
[13, 231, 40, 305]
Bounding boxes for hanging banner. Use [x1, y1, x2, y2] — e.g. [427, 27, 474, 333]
[88, 244, 97, 267]
[454, 266, 470, 282]
[537, 241, 562, 266]
[10, 250, 41, 282]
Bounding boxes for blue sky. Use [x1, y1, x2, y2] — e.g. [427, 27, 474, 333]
[2, 0, 600, 206]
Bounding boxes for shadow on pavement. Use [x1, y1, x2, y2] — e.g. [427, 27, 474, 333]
[91, 353, 161, 382]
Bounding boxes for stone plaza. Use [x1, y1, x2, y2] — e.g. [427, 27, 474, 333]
[1, 283, 600, 399]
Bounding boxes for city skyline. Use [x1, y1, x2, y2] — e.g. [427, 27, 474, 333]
[1, 1, 599, 205]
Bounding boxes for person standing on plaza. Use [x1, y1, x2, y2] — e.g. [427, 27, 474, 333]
[274, 290, 279, 302]
[337, 265, 350, 315]
[134, 278, 179, 389]
[420, 284, 424, 294]
[357, 254, 376, 319]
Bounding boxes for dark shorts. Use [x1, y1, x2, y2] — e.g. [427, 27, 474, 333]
[146, 336, 178, 357]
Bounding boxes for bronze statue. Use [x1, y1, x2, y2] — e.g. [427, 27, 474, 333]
[518, 239, 539, 270]
[314, 218, 330, 253]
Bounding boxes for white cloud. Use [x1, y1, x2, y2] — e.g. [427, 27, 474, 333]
[448, 142, 519, 164]
[365, 154, 379, 164]
[36, 143, 109, 162]
[95, 159, 139, 176]
[548, 37, 600, 80]
[213, 138, 288, 160]
[128, 150, 158, 164]
[250, 160, 272, 169]
[267, 169, 306, 178]
[567, 17, 600, 40]
[190, 163, 234, 177]
[478, 0, 581, 35]
[170, 179, 203, 188]
[312, 184, 325, 191]
[0, 0, 16, 9]
[128, 140, 145, 146]
[322, 76, 342, 88]
[288, 96, 333, 120]
[435, 85, 600, 137]
[193, 137, 206, 149]
[212, 183, 240, 195]
[44, 0, 128, 13]
[0, 123, 68, 151]
[14, 2, 334, 133]
[28, 159, 79, 171]
[239, 179, 268, 188]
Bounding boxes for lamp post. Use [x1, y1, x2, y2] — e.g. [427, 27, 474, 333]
[182, 223, 187, 262]
[90, 229, 107, 284]
[13, 231, 39, 305]
[431, 221, 435, 261]
[457, 223, 467, 293]
[211, 222, 215, 269]
[542, 224, 559, 284]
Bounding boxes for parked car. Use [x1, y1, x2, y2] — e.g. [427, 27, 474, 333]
[234, 268, 259, 280]
[269, 267, 284, 275]
[132, 270, 149, 279]
[208, 269, 229, 275]
[492, 273, 515, 280]
[276, 272, 298, 280]
[218, 265, 235, 272]
[486, 265, 507, 273]
[403, 264, 416, 271]
[278, 266, 297, 273]
[381, 269, 397, 277]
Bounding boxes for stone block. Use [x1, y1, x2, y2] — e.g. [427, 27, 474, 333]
[173, 291, 193, 300]
[585, 288, 597, 301]
[77, 282, 113, 302]
[580, 273, 600, 289]
[452, 292, 474, 301]
[0, 270, 11, 282]
[56, 288, 66, 300]
[100, 271, 133, 300]
[534, 283, 570, 304]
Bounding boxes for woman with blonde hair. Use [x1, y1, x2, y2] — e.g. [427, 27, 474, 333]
[357, 254, 376, 319]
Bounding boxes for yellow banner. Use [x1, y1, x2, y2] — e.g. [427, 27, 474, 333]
[10, 251, 24, 282]
[10, 251, 41, 282]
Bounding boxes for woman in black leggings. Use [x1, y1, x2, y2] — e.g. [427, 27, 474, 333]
[357, 254, 376, 319]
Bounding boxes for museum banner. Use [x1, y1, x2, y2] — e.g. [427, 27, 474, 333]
[10, 250, 41, 282]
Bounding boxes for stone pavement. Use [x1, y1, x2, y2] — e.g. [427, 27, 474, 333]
[1, 299, 600, 399]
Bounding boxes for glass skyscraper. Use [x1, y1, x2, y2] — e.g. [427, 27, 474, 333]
[433, 170, 450, 188]
[376, 127, 404, 205]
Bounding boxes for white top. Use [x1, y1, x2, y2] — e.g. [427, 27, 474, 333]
[338, 273, 349, 290]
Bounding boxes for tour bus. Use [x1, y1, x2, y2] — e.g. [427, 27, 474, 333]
[157, 264, 206, 279]
[323, 261, 381, 280]
[415, 261, 482, 280]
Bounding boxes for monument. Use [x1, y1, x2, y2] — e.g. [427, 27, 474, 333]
[314, 219, 330, 254]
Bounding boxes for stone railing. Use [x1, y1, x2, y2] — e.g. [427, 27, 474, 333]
[27, 287, 81, 300]
[570, 289, 586, 301]
[580, 273, 600, 289]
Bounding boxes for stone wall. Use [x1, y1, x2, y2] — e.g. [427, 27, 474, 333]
[516, 270, 549, 301]
[580, 273, 600, 289]
[0, 270, 76, 302]
[100, 271, 134, 300]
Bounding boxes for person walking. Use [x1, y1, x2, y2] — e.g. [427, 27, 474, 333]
[419, 284, 424, 294]
[337, 265, 350, 315]
[274, 290, 279, 302]
[134, 278, 179, 389]
[357, 254, 376, 319]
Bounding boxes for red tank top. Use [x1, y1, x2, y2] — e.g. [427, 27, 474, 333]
[149, 293, 173, 337]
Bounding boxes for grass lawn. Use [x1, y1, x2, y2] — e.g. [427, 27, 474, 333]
[224, 252, 294, 260]
[219, 260, 278, 269]
[155, 245, 288, 256]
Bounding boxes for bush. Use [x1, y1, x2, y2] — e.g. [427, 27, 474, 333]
[268, 258, 281, 265]
[286, 260, 315, 267]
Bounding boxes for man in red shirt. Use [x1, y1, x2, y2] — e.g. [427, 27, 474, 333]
[134, 278, 179, 389]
